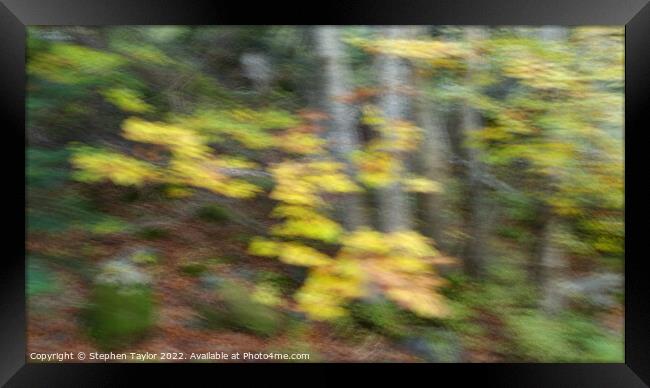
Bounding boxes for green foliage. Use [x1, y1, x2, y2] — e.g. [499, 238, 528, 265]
[179, 262, 208, 277]
[196, 204, 232, 223]
[505, 311, 623, 362]
[131, 250, 159, 265]
[27, 149, 131, 234]
[27, 148, 70, 189]
[256, 270, 295, 293]
[84, 282, 155, 349]
[418, 329, 463, 362]
[349, 300, 410, 339]
[28, 195, 129, 235]
[197, 280, 285, 337]
[135, 227, 169, 240]
[251, 282, 283, 307]
[496, 225, 532, 244]
[28, 42, 127, 85]
[27, 257, 60, 296]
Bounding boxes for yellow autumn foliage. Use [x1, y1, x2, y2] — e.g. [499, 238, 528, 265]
[249, 238, 333, 267]
[270, 205, 343, 243]
[251, 227, 452, 321]
[277, 243, 333, 267]
[402, 176, 442, 193]
[251, 283, 282, 307]
[248, 238, 280, 257]
[123, 118, 211, 158]
[101, 87, 153, 113]
[70, 146, 162, 186]
[350, 37, 468, 63]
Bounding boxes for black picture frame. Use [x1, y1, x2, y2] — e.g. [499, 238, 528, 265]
[2, 0, 648, 386]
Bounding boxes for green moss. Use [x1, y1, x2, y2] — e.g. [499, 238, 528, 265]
[84, 283, 155, 350]
[131, 250, 159, 265]
[179, 262, 208, 277]
[196, 204, 231, 223]
[136, 227, 169, 240]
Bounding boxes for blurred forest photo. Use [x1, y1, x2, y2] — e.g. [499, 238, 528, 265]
[26, 26, 624, 362]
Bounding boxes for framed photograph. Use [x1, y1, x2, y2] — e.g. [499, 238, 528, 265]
[2, 0, 648, 386]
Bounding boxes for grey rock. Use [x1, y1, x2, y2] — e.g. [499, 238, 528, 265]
[199, 274, 223, 290]
[545, 273, 623, 312]
[240, 52, 273, 91]
[400, 330, 463, 362]
[95, 259, 150, 287]
[400, 336, 439, 362]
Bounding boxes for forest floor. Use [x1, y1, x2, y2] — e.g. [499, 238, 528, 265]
[27, 184, 623, 363]
[27, 185, 426, 362]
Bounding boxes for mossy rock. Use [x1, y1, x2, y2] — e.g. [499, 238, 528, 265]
[349, 299, 410, 339]
[83, 260, 155, 349]
[197, 281, 285, 337]
[179, 262, 208, 277]
[84, 283, 155, 350]
[196, 204, 231, 223]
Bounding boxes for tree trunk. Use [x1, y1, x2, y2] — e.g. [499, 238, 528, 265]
[535, 26, 570, 309]
[410, 27, 451, 247]
[376, 26, 414, 233]
[415, 86, 450, 245]
[315, 26, 369, 230]
[528, 202, 552, 286]
[536, 215, 570, 314]
[460, 27, 490, 277]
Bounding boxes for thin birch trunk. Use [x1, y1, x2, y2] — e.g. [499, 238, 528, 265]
[376, 26, 414, 233]
[315, 26, 369, 230]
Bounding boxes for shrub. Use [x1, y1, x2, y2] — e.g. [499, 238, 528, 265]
[197, 280, 284, 337]
[349, 299, 410, 339]
[505, 311, 623, 362]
